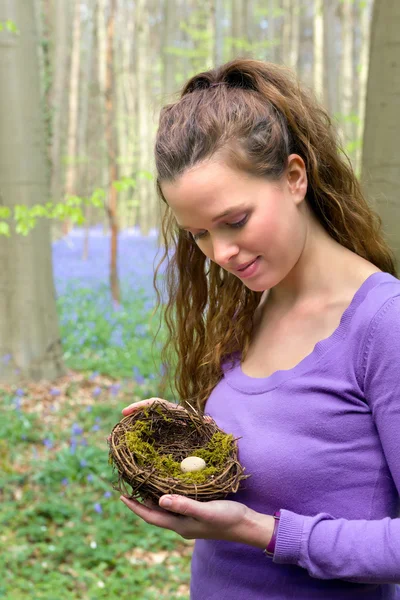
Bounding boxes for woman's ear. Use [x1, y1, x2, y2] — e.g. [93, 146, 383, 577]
[286, 154, 307, 204]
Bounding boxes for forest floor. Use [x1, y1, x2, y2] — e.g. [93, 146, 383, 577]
[0, 231, 191, 599]
[0, 370, 192, 600]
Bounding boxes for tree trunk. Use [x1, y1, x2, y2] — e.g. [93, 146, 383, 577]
[282, 0, 291, 67]
[268, 0, 278, 63]
[361, 0, 400, 268]
[105, 0, 120, 305]
[136, 0, 154, 234]
[356, 0, 372, 174]
[64, 0, 81, 235]
[313, 0, 324, 102]
[231, 0, 250, 58]
[49, 0, 70, 209]
[97, 0, 108, 195]
[0, 0, 65, 383]
[213, 0, 224, 66]
[324, 0, 338, 115]
[340, 0, 355, 156]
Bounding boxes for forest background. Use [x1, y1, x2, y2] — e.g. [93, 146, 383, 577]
[0, 1, 399, 598]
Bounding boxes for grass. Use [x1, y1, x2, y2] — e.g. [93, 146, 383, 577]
[0, 282, 192, 600]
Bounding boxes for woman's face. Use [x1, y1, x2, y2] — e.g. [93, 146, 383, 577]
[160, 155, 309, 293]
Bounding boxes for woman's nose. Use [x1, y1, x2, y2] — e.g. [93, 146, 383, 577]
[211, 237, 239, 267]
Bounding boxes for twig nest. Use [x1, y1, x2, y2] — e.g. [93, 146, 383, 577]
[108, 400, 249, 503]
[180, 456, 206, 473]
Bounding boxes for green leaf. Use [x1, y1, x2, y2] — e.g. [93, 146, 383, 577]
[0, 207, 11, 219]
[90, 188, 106, 207]
[5, 20, 19, 35]
[137, 170, 154, 181]
[0, 222, 10, 236]
[66, 195, 83, 207]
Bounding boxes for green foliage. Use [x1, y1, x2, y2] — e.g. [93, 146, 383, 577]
[0, 20, 19, 35]
[0, 286, 190, 598]
[0, 178, 135, 236]
[57, 283, 167, 383]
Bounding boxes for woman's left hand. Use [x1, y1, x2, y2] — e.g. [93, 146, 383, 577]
[120, 494, 274, 549]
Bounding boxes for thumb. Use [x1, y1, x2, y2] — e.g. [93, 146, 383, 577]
[159, 494, 205, 518]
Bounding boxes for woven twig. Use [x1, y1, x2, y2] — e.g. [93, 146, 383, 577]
[108, 401, 249, 502]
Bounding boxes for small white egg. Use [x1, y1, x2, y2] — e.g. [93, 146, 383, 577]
[180, 456, 206, 473]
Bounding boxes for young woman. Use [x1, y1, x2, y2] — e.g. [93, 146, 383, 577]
[120, 59, 400, 599]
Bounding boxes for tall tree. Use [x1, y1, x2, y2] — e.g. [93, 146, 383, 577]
[64, 0, 82, 235]
[0, 0, 65, 383]
[231, 0, 251, 58]
[340, 0, 355, 155]
[213, 0, 224, 66]
[355, 0, 373, 173]
[49, 0, 71, 208]
[136, 0, 155, 234]
[362, 0, 400, 268]
[313, 0, 324, 101]
[324, 0, 338, 115]
[105, 0, 120, 305]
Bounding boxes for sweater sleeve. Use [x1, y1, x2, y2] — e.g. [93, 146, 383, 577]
[273, 295, 400, 583]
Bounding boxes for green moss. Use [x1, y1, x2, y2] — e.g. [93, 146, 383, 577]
[120, 418, 235, 484]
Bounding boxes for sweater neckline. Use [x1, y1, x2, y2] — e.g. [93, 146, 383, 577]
[223, 271, 390, 394]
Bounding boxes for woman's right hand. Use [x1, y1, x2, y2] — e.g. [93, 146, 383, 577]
[121, 397, 184, 416]
[121, 397, 213, 423]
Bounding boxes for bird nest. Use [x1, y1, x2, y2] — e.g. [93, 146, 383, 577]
[108, 401, 249, 503]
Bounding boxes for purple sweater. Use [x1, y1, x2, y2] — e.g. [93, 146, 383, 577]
[190, 271, 400, 599]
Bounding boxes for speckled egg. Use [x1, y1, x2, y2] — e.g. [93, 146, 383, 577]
[180, 456, 206, 473]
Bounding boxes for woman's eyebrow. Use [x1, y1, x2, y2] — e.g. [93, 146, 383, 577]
[178, 204, 247, 229]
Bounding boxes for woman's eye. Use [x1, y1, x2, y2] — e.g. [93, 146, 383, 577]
[229, 215, 248, 229]
[192, 231, 207, 242]
[191, 215, 248, 242]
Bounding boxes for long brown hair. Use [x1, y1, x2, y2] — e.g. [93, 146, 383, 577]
[152, 58, 397, 413]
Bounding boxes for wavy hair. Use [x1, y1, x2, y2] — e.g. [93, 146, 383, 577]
[152, 58, 397, 413]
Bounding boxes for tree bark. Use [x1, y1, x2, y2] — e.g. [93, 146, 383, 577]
[49, 0, 70, 209]
[213, 0, 224, 66]
[136, 0, 154, 234]
[324, 0, 338, 115]
[0, 0, 65, 383]
[356, 0, 372, 174]
[105, 0, 120, 305]
[64, 0, 81, 235]
[340, 0, 355, 155]
[313, 0, 324, 102]
[361, 0, 400, 267]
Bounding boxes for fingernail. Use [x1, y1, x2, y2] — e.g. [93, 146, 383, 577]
[160, 496, 172, 508]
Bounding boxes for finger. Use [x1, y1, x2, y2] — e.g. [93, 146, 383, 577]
[122, 398, 183, 416]
[159, 494, 205, 519]
[121, 397, 167, 415]
[120, 495, 182, 529]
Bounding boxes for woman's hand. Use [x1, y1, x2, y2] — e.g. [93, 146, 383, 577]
[120, 494, 275, 549]
[121, 397, 213, 422]
[121, 397, 185, 417]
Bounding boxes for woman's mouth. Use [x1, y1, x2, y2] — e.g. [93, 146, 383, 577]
[235, 256, 260, 278]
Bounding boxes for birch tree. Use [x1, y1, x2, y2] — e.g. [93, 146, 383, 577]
[49, 0, 70, 208]
[340, 0, 355, 154]
[0, 0, 65, 383]
[64, 0, 82, 235]
[356, 0, 372, 173]
[324, 0, 338, 115]
[362, 0, 400, 266]
[105, 0, 120, 304]
[136, 0, 155, 234]
[313, 0, 324, 101]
